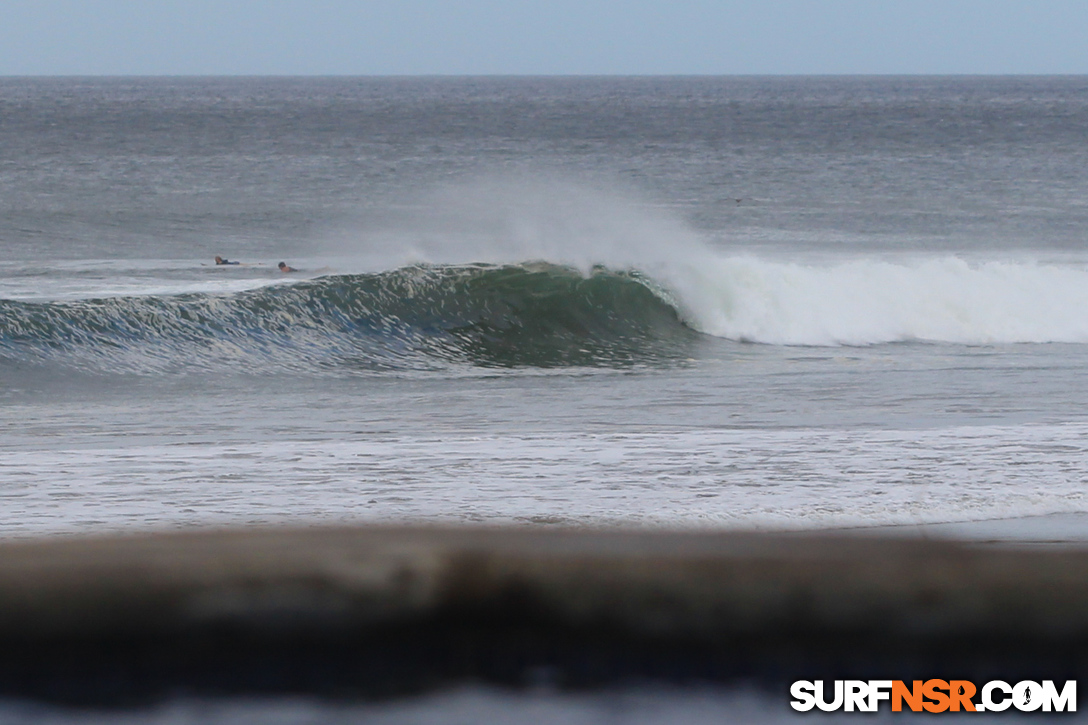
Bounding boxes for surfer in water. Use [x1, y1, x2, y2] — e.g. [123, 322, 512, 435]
[214, 256, 240, 265]
[278, 261, 298, 273]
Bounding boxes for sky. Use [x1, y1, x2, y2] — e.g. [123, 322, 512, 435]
[2, 0, 1087, 76]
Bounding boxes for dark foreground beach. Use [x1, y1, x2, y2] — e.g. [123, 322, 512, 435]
[1, 522, 1085, 709]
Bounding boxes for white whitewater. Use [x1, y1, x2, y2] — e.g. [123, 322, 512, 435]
[677, 254, 1088, 346]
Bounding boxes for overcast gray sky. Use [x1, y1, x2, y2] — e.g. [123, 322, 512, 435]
[2, 0, 1087, 75]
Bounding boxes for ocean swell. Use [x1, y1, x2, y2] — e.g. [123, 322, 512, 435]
[0, 264, 696, 375]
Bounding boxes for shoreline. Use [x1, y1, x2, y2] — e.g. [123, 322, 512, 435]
[5, 509, 1087, 545]
[826, 511, 1088, 547]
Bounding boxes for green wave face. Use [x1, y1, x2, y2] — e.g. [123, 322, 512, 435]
[0, 264, 699, 375]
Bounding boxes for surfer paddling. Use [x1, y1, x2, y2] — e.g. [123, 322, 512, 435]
[278, 261, 298, 273]
[214, 256, 240, 265]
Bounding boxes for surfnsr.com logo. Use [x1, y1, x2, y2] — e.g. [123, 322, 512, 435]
[790, 680, 1076, 713]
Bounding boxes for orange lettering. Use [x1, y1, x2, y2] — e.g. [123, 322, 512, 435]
[892, 680, 924, 712]
[949, 680, 977, 712]
[923, 679, 950, 713]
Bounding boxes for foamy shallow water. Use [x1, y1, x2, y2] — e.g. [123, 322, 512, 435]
[3, 330, 1088, 541]
[1, 422, 1086, 538]
[4, 335, 1088, 541]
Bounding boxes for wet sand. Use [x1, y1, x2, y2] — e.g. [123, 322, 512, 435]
[837, 511, 1088, 547]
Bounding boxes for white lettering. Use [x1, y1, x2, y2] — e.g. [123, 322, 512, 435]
[1042, 680, 1077, 712]
[867, 680, 892, 711]
[844, 680, 869, 712]
[981, 681, 1012, 712]
[815, 680, 844, 712]
[789, 680, 816, 712]
[1014, 680, 1044, 712]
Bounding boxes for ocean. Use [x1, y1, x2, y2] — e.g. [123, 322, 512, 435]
[4, 75, 1088, 539]
[3, 75, 1088, 721]
[4, 76, 1088, 541]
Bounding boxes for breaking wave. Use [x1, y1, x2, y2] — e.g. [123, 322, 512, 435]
[0, 264, 696, 375]
[5, 254, 1088, 377]
[679, 255, 1088, 346]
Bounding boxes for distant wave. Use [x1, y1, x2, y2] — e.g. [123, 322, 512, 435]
[0, 264, 696, 375]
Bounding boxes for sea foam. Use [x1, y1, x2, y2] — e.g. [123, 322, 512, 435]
[672, 255, 1088, 346]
